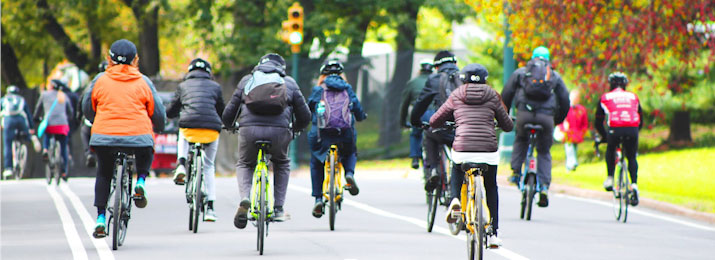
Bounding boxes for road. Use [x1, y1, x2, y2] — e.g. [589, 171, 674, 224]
[2, 169, 714, 260]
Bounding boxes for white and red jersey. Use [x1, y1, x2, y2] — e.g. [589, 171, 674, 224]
[599, 88, 640, 128]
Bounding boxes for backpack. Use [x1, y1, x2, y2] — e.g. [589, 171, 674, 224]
[1, 95, 25, 116]
[433, 71, 461, 109]
[243, 71, 288, 116]
[318, 84, 352, 130]
[522, 58, 554, 101]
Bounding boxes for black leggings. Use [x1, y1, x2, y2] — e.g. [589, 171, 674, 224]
[93, 146, 153, 210]
[606, 127, 639, 184]
[451, 164, 499, 232]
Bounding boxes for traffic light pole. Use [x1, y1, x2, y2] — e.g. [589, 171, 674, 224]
[290, 52, 299, 169]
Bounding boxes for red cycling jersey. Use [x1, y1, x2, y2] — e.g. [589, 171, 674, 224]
[599, 88, 640, 128]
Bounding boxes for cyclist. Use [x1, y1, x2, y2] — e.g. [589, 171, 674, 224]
[77, 61, 108, 167]
[410, 50, 461, 192]
[501, 46, 570, 207]
[1, 86, 38, 178]
[167, 58, 225, 222]
[307, 59, 367, 218]
[430, 64, 513, 247]
[82, 39, 166, 238]
[400, 60, 433, 169]
[34, 79, 74, 181]
[595, 72, 642, 206]
[222, 53, 310, 228]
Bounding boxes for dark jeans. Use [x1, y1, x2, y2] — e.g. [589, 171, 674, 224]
[2, 116, 30, 169]
[606, 127, 639, 184]
[43, 134, 69, 174]
[93, 146, 153, 210]
[409, 126, 423, 158]
[510, 110, 554, 187]
[310, 150, 357, 198]
[451, 164, 499, 232]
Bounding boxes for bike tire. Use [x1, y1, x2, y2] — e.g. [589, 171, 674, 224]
[112, 161, 123, 250]
[14, 142, 27, 180]
[525, 174, 535, 221]
[118, 162, 131, 246]
[258, 172, 266, 255]
[54, 141, 62, 186]
[187, 155, 194, 231]
[476, 178, 484, 260]
[519, 189, 526, 220]
[427, 185, 439, 233]
[192, 154, 203, 234]
[329, 152, 337, 231]
[613, 165, 623, 221]
[621, 164, 629, 223]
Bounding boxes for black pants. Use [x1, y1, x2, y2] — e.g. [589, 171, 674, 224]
[606, 127, 639, 184]
[451, 164, 499, 232]
[422, 129, 454, 176]
[93, 146, 153, 210]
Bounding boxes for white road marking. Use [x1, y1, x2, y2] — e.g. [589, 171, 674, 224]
[60, 184, 115, 259]
[46, 185, 89, 260]
[288, 184, 529, 260]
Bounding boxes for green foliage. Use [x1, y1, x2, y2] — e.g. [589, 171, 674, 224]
[464, 33, 504, 91]
[415, 8, 452, 51]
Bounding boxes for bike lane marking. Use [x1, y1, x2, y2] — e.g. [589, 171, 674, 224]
[46, 185, 89, 260]
[60, 184, 115, 260]
[288, 184, 529, 260]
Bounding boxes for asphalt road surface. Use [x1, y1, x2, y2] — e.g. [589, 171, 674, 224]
[2, 169, 714, 260]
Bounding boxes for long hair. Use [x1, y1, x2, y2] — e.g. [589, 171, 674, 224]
[317, 73, 347, 86]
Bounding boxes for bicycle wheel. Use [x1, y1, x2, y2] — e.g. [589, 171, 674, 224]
[258, 171, 267, 255]
[187, 155, 194, 231]
[118, 164, 131, 246]
[519, 187, 527, 220]
[621, 164, 629, 223]
[475, 178, 484, 260]
[192, 155, 203, 233]
[427, 185, 439, 233]
[525, 174, 536, 221]
[329, 152, 338, 231]
[112, 161, 124, 250]
[13, 142, 27, 180]
[612, 166, 623, 221]
[54, 141, 62, 185]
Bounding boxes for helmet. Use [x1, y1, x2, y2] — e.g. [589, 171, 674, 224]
[320, 59, 344, 75]
[608, 72, 628, 89]
[7, 85, 19, 94]
[459, 64, 489, 84]
[188, 58, 212, 74]
[419, 59, 433, 72]
[50, 79, 66, 90]
[532, 46, 550, 61]
[433, 50, 457, 66]
[98, 61, 108, 72]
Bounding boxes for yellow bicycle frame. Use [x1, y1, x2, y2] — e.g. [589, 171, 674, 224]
[250, 148, 274, 219]
[322, 145, 344, 202]
[461, 168, 491, 234]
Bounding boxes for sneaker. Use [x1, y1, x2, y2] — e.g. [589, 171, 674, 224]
[445, 198, 461, 224]
[204, 208, 217, 222]
[85, 154, 97, 168]
[42, 150, 49, 162]
[2, 169, 12, 179]
[508, 173, 521, 185]
[425, 169, 439, 191]
[603, 176, 614, 192]
[411, 157, 420, 169]
[273, 206, 290, 222]
[344, 174, 359, 196]
[31, 135, 42, 152]
[134, 177, 147, 208]
[173, 165, 186, 185]
[537, 187, 549, 207]
[61, 173, 68, 182]
[92, 214, 107, 238]
[630, 183, 639, 206]
[312, 198, 324, 218]
[234, 199, 250, 229]
[488, 234, 503, 248]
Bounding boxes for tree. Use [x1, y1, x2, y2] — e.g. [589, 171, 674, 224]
[123, 0, 163, 76]
[1, 26, 28, 89]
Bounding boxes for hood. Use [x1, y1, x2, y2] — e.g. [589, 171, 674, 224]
[437, 62, 459, 74]
[323, 75, 351, 90]
[461, 83, 495, 105]
[105, 64, 143, 81]
[253, 61, 286, 76]
[184, 69, 211, 80]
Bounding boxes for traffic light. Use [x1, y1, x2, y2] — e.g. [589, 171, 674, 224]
[281, 2, 303, 53]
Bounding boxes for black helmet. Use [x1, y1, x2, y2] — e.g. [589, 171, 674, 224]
[7, 85, 19, 94]
[608, 72, 628, 89]
[320, 59, 344, 75]
[419, 59, 433, 72]
[50, 79, 66, 90]
[188, 58, 212, 74]
[433, 50, 457, 66]
[459, 64, 489, 84]
[98, 61, 108, 72]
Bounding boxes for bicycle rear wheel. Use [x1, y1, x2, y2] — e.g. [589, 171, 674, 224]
[192, 155, 203, 233]
[112, 161, 124, 250]
[187, 156, 194, 231]
[525, 174, 536, 221]
[329, 152, 337, 231]
[53, 141, 62, 185]
[118, 165, 131, 246]
[258, 173, 267, 255]
[427, 185, 440, 233]
[621, 165, 629, 223]
[476, 178, 484, 260]
[13, 142, 27, 180]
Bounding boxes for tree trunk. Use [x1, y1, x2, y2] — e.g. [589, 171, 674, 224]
[1, 27, 28, 89]
[345, 20, 371, 88]
[37, 0, 90, 71]
[667, 110, 692, 144]
[126, 0, 160, 76]
[87, 8, 102, 73]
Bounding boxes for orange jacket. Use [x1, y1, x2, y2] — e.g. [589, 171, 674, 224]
[82, 63, 165, 147]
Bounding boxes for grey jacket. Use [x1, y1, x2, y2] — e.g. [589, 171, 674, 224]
[33, 90, 74, 127]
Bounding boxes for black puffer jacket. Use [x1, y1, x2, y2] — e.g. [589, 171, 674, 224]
[410, 62, 460, 127]
[221, 60, 311, 131]
[166, 70, 225, 131]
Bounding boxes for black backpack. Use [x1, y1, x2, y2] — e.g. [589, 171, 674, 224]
[433, 71, 461, 109]
[243, 71, 288, 116]
[522, 58, 554, 101]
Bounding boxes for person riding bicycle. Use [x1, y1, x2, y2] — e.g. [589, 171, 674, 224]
[222, 53, 310, 228]
[501, 46, 570, 207]
[34, 79, 75, 181]
[410, 50, 461, 192]
[82, 39, 166, 238]
[307, 59, 367, 218]
[1, 86, 38, 178]
[430, 64, 513, 247]
[595, 72, 642, 206]
[400, 60, 433, 169]
[77, 61, 108, 167]
[167, 58, 225, 222]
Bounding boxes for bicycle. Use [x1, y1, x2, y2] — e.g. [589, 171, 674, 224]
[44, 134, 63, 185]
[518, 124, 542, 221]
[251, 140, 274, 255]
[106, 149, 137, 250]
[422, 122, 459, 234]
[322, 144, 345, 231]
[457, 162, 495, 260]
[185, 142, 209, 233]
[595, 137, 630, 222]
[8, 130, 28, 180]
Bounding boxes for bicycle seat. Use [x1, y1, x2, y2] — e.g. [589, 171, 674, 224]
[255, 140, 272, 148]
[461, 163, 489, 174]
[524, 124, 543, 132]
